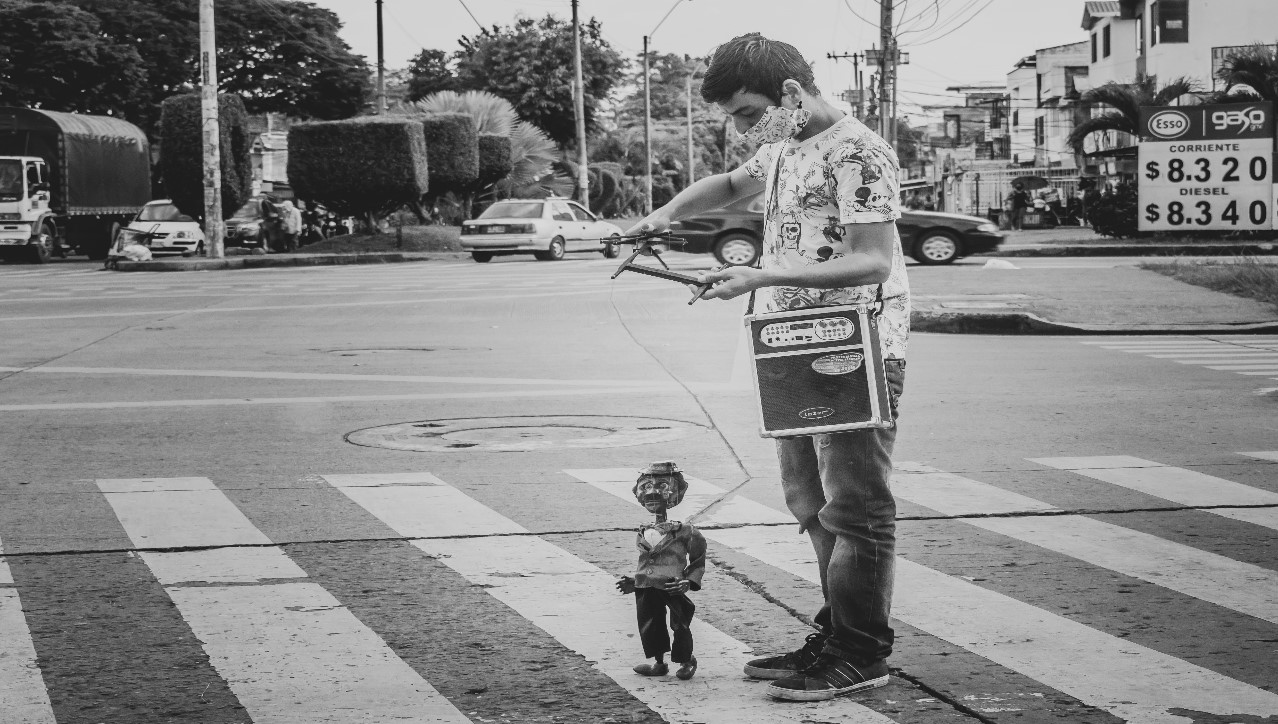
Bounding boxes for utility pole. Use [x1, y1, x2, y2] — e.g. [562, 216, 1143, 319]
[375, 0, 386, 114]
[571, 0, 590, 209]
[199, 0, 224, 258]
[826, 51, 865, 118]
[879, 0, 894, 148]
[685, 57, 701, 190]
[643, 34, 652, 215]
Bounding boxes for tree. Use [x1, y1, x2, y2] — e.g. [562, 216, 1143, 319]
[158, 93, 253, 221]
[1215, 43, 1278, 104]
[0, 0, 146, 116]
[69, 0, 370, 135]
[454, 15, 626, 146]
[406, 49, 458, 102]
[1067, 75, 1200, 154]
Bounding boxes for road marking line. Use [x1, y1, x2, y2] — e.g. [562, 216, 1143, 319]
[0, 546, 57, 724]
[322, 475, 526, 538]
[98, 477, 470, 724]
[327, 473, 893, 723]
[0, 365, 671, 388]
[894, 464, 1278, 626]
[0, 385, 678, 412]
[563, 468, 792, 528]
[568, 468, 1278, 722]
[1029, 456, 1278, 531]
[1240, 451, 1278, 462]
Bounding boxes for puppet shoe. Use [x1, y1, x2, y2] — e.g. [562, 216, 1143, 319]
[633, 661, 669, 677]
[675, 656, 697, 680]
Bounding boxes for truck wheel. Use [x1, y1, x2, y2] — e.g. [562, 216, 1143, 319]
[29, 224, 55, 264]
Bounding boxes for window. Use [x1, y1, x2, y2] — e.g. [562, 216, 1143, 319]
[1135, 13, 1145, 56]
[549, 201, 574, 222]
[1013, 109, 1020, 127]
[1034, 116, 1045, 148]
[568, 203, 595, 222]
[1091, 32, 1098, 62]
[1152, 0, 1189, 44]
[1102, 24, 1111, 58]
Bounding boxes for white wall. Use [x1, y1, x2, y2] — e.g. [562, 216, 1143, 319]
[1144, 0, 1278, 89]
[1088, 18, 1141, 86]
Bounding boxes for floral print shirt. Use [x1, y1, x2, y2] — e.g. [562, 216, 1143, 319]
[743, 114, 911, 358]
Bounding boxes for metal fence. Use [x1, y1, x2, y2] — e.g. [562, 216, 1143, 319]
[941, 167, 1081, 219]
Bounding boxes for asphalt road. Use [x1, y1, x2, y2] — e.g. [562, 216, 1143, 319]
[1, 256, 1277, 723]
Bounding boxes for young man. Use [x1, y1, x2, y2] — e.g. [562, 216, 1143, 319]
[627, 33, 909, 702]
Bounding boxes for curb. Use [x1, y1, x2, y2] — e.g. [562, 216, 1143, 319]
[994, 242, 1278, 257]
[912, 310, 1278, 335]
[113, 252, 437, 271]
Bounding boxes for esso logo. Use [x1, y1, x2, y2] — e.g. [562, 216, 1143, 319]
[1148, 110, 1190, 139]
[1211, 106, 1267, 133]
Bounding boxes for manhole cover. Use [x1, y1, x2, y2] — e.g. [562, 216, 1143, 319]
[346, 415, 706, 453]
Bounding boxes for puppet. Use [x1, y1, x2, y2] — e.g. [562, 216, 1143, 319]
[616, 461, 707, 680]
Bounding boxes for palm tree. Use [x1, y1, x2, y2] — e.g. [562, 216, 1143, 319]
[1067, 75, 1201, 154]
[1214, 42, 1278, 103]
[410, 90, 519, 136]
[493, 121, 570, 199]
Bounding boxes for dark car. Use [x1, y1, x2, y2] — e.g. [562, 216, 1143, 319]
[671, 194, 1005, 265]
[224, 197, 272, 250]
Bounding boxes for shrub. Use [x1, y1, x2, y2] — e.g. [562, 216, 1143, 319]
[287, 117, 429, 220]
[1089, 181, 1141, 239]
[158, 92, 252, 220]
[420, 112, 478, 197]
[477, 133, 513, 188]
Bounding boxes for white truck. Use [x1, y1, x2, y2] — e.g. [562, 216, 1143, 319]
[0, 107, 152, 263]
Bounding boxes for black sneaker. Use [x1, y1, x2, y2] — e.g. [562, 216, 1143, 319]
[767, 655, 889, 701]
[743, 632, 828, 680]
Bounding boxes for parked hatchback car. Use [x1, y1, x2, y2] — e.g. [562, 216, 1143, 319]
[112, 200, 205, 256]
[671, 194, 1005, 265]
[460, 198, 624, 262]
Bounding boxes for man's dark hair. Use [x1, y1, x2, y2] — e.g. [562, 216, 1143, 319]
[700, 33, 819, 105]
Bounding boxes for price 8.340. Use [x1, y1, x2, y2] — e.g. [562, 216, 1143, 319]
[1144, 155, 1269, 183]
[1144, 198, 1269, 227]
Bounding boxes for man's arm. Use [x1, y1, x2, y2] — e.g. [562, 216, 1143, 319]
[626, 165, 765, 235]
[696, 221, 895, 301]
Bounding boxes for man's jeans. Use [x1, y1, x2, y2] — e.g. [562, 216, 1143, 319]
[775, 358, 904, 665]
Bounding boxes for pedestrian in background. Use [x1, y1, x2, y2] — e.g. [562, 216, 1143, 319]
[628, 32, 908, 703]
[280, 200, 302, 252]
[1008, 182, 1030, 230]
[259, 195, 282, 252]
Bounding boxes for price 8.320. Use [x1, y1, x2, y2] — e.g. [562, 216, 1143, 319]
[1144, 155, 1269, 183]
[1144, 199, 1269, 227]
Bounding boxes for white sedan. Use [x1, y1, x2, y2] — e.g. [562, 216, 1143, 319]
[460, 198, 623, 262]
[113, 200, 205, 256]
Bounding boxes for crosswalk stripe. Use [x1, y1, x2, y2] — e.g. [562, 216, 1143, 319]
[894, 464, 1278, 626]
[0, 547, 57, 723]
[325, 472, 895, 723]
[97, 477, 471, 723]
[1029, 456, 1278, 531]
[565, 468, 1278, 721]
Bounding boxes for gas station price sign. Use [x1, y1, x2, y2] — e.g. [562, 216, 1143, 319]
[1138, 102, 1275, 231]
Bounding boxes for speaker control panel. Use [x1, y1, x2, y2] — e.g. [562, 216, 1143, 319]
[760, 316, 855, 347]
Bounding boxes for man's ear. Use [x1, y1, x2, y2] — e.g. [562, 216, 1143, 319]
[780, 79, 804, 107]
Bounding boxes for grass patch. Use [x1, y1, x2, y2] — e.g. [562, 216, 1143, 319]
[300, 225, 462, 254]
[1142, 256, 1278, 312]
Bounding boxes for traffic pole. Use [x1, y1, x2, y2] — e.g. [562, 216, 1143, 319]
[199, 0, 224, 258]
[571, 0, 590, 209]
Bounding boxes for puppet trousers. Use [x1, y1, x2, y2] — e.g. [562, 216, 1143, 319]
[776, 358, 904, 666]
[635, 588, 695, 663]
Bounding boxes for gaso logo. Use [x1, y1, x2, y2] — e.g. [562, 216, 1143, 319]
[1211, 106, 1267, 134]
[1148, 110, 1190, 139]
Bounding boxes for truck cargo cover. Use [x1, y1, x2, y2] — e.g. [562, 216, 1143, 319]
[0, 107, 151, 215]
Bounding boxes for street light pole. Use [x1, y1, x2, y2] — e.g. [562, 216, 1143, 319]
[643, 33, 652, 215]
[375, 0, 385, 114]
[572, 0, 590, 209]
[199, 0, 224, 258]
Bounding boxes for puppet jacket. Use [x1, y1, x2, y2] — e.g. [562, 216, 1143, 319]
[633, 521, 707, 591]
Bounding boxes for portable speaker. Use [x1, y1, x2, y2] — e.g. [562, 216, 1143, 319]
[745, 304, 893, 437]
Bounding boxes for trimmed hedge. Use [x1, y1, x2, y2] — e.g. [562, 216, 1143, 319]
[158, 93, 253, 220]
[477, 133, 513, 187]
[420, 112, 478, 196]
[287, 117, 430, 219]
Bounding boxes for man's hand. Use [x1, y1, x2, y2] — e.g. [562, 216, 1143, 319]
[616, 575, 636, 594]
[625, 213, 673, 237]
[663, 579, 691, 594]
[690, 265, 768, 301]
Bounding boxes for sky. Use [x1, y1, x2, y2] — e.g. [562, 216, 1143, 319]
[305, 0, 1088, 124]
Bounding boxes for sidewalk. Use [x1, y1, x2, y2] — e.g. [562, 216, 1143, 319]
[109, 231, 1278, 335]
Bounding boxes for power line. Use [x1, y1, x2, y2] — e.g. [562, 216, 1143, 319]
[455, 0, 484, 30]
[910, 0, 997, 47]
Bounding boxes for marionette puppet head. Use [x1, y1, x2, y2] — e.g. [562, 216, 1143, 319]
[633, 461, 689, 517]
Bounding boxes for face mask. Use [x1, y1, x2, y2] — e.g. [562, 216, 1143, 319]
[741, 104, 812, 145]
